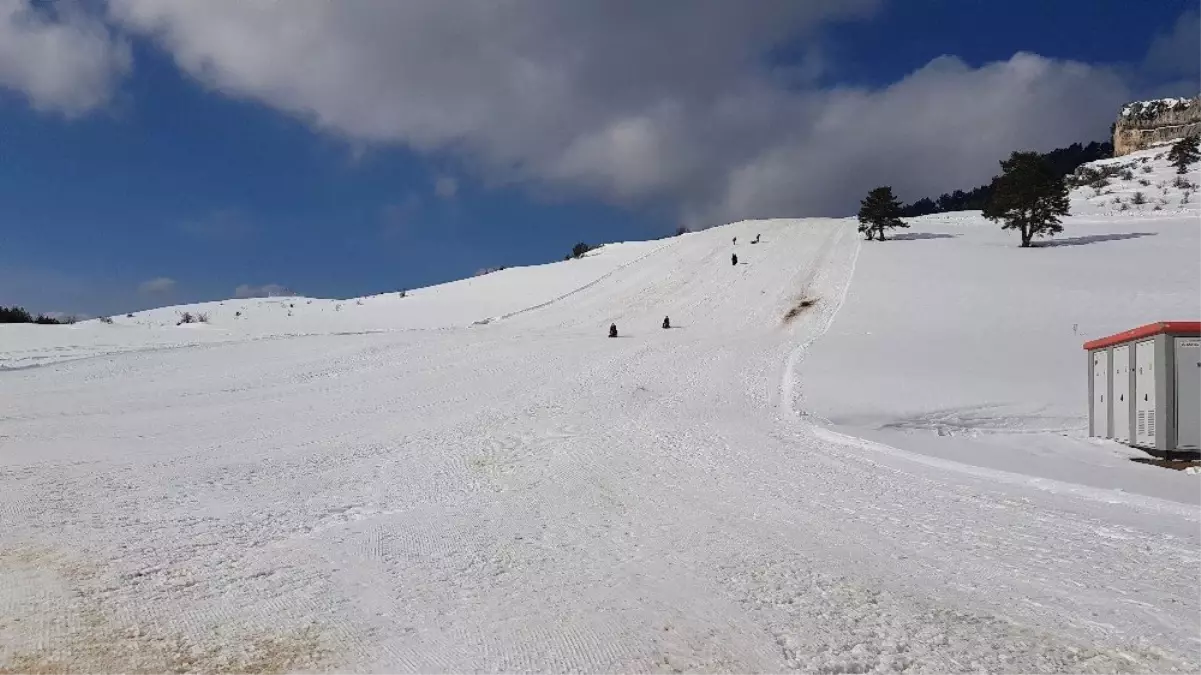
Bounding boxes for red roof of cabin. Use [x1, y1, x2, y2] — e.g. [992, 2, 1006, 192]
[1083, 321, 1201, 350]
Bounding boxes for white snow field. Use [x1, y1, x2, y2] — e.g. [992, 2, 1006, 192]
[1, 149, 1199, 672]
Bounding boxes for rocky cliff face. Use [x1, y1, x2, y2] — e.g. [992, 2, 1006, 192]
[1113, 96, 1201, 156]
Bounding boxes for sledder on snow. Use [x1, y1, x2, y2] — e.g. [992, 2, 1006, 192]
[609, 323, 618, 338]
[662, 316, 670, 329]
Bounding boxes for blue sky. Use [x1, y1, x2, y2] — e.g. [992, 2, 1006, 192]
[1, 0, 1197, 317]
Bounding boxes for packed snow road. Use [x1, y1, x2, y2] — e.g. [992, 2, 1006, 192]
[2, 216, 1198, 672]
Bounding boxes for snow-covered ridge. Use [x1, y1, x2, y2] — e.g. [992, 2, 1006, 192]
[1120, 96, 1197, 120]
[1114, 94, 1201, 156]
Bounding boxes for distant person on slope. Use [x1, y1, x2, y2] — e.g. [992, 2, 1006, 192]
[731, 253, 738, 266]
[732, 236, 737, 244]
[662, 316, 670, 329]
[609, 323, 618, 338]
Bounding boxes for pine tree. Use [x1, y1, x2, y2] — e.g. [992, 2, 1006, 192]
[1167, 135, 1200, 174]
[0, 306, 34, 323]
[982, 151, 1070, 248]
[856, 186, 908, 241]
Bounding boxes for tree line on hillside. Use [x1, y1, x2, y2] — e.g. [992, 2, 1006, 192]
[516, 137, 1194, 267]
[898, 141, 1113, 217]
[0, 306, 75, 324]
[859, 135, 1199, 248]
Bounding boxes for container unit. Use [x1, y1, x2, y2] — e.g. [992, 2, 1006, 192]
[1085, 321, 1200, 455]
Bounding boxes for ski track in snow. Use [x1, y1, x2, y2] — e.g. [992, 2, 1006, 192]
[2, 158, 1200, 672]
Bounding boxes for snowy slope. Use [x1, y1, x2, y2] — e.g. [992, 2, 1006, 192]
[803, 146, 1200, 502]
[0, 240, 660, 370]
[1070, 145, 1199, 218]
[1, 154, 1199, 672]
[804, 211, 1199, 495]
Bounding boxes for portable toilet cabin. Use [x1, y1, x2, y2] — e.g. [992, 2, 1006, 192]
[1085, 321, 1200, 455]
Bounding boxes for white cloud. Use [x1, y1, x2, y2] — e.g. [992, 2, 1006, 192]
[0, 0, 131, 115]
[38, 0, 1136, 221]
[234, 283, 293, 298]
[1144, 9, 1200, 80]
[710, 54, 1129, 221]
[105, 0, 882, 217]
[138, 276, 177, 295]
[434, 174, 458, 199]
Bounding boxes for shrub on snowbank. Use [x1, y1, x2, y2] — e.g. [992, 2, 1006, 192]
[177, 311, 209, 325]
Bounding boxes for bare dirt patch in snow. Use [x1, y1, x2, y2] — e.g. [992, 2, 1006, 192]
[782, 297, 819, 324]
[0, 546, 332, 674]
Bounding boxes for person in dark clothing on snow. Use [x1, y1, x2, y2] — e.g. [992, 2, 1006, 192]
[662, 316, 670, 329]
[731, 253, 738, 265]
[609, 323, 618, 338]
[732, 236, 737, 245]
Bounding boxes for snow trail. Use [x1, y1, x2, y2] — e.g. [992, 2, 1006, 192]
[776, 222, 862, 420]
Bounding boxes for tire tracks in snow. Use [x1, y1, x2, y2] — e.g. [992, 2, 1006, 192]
[775, 222, 861, 420]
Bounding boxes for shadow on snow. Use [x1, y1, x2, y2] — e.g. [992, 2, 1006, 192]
[889, 232, 959, 241]
[1036, 232, 1157, 248]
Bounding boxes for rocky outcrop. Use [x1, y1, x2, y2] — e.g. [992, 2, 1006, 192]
[1113, 96, 1201, 156]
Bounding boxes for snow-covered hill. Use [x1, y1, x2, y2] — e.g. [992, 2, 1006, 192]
[1069, 144, 1198, 217]
[1, 150, 1198, 672]
[0, 241, 662, 369]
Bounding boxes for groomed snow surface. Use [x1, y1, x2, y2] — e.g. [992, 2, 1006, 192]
[2, 149, 1199, 672]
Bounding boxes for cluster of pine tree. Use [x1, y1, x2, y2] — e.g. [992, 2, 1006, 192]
[0, 306, 72, 324]
[898, 141, 1112, 217]
[860, 150, 1071, 247]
